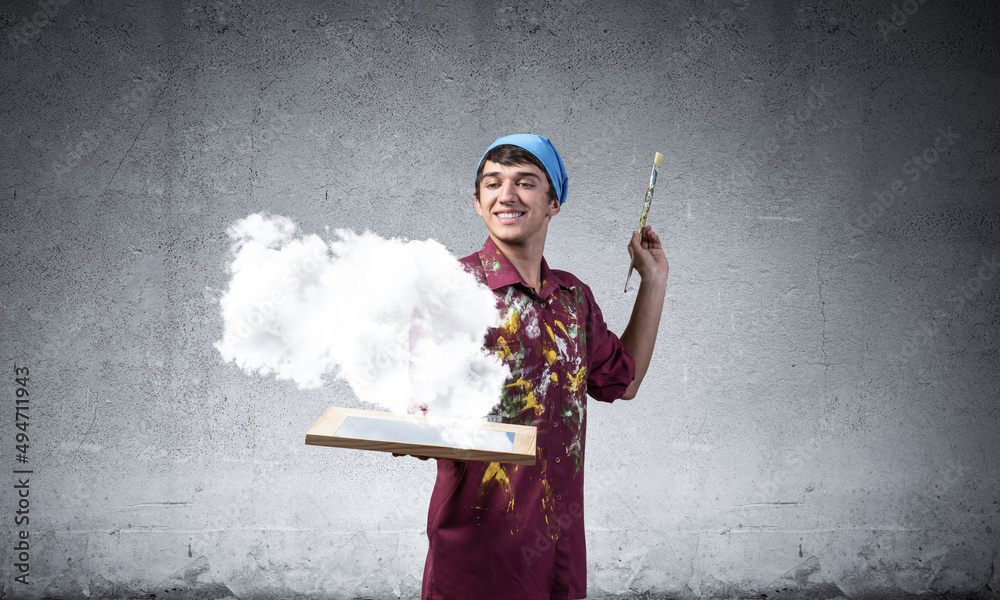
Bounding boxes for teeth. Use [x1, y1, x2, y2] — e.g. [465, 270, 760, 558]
[497, 212, 523, 219]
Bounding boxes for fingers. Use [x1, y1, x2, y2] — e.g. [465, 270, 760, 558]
[631, 226, 661, 250]
[628, 226, 666, 268]
[640, 225, 661, 249]
[628, 230, 642, 257]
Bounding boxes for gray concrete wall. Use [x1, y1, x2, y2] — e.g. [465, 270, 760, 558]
[2, 0, 998, 598]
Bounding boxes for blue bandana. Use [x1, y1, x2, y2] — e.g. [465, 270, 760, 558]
[477, 134, 569, 205]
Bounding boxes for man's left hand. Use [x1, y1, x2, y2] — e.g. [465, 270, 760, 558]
[628, 225, 669, 286]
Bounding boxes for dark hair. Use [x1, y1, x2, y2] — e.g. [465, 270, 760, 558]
[474, 144, 557, 204]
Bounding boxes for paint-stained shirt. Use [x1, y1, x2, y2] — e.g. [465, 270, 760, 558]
[422, 237, 635, 600]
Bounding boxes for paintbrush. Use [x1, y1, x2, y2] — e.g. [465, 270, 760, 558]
[624, 151, 663, 292]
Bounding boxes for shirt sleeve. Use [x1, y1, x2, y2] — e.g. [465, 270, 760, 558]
[582, 284, 635, 402]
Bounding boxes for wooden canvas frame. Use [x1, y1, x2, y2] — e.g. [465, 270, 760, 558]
[305, 407, 537, 465]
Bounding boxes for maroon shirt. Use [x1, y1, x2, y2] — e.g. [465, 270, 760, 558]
[422, 238, 636, 600]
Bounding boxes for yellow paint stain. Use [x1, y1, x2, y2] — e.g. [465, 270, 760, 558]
[566, 366, 587, 393]
[502, 309, 520, 336]
[480, 461, 515, 512]
[550, 372, 558, 383]
[505, 378, 542, 416]
[554, 319, 568, 336]
[543, 322, 558, 364]
[521, 390, 543, 416]
[494, 336, 513, 360]
[505, 377, 532, 392]
[543, 348, 557, 364]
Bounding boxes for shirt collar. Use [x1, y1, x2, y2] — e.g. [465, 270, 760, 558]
[477, 237, 570, 299]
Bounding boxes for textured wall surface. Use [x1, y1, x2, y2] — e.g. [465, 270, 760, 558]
[2, 0, 999, 598]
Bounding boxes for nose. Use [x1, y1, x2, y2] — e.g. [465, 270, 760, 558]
[499, 179, 519, 201]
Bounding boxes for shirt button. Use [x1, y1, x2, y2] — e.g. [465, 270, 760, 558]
[555, 457, 561, 463]
[540, 302, 547, 308]
[553, 421, 558, 427]
[556, 494, 562, 501]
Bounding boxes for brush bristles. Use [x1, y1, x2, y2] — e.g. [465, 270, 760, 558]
[654, 152, 663, 166]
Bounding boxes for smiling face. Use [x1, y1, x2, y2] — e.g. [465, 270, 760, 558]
[475, 160, 561, 253]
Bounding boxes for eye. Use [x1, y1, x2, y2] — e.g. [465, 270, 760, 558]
[517, 180, 535, 188]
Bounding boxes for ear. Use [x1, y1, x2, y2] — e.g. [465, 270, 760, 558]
[547, 197, 561, 217]
[474, 194, 484, 217]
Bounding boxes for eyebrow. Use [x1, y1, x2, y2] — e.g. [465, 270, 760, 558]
[482, 171, 541, 180]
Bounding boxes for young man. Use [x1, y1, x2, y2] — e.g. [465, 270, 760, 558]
[421, 134, 668, 599]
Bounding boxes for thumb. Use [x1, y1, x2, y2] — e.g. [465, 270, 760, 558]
[628, 230, 642, 254]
